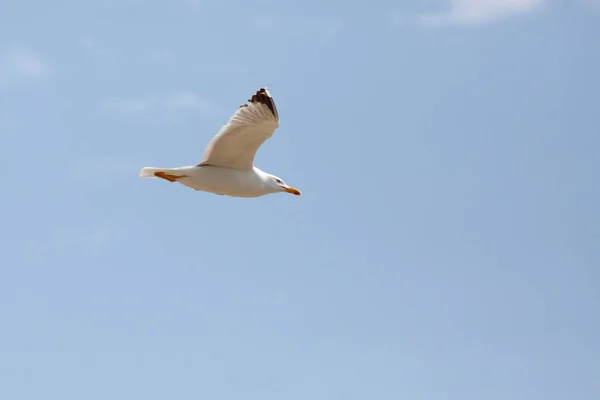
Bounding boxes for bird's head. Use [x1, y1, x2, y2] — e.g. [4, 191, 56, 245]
[267, 174, 301, 196]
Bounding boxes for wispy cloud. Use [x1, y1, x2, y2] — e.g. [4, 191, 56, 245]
[143, 49, 177, 68]
[0, 47, 49, 79]
[99, 0, 144, 7]
[100, 0, 202, 11]
[56, 225, 125, 248]
[578, 0, 600, 10]
[70, 157, 142, 181]
[251, 15, 277, 31]
[0, 109, 13, 132]
[419, 0, 545, 26]
[321, 20, 344, 42]
[101, 90, 213, 118]
[78, 37, 178, 70]
[77, 36, 111, 59]
[179, 0, 202, 10]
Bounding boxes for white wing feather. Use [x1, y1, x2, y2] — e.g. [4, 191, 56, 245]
[199, 88, 280, 170]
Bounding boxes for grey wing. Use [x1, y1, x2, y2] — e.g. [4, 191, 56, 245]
[198, 88, 280, 170]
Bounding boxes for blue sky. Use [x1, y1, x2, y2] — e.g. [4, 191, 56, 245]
[1, 0, 599, 399]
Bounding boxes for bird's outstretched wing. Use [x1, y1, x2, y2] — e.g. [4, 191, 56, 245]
[198, 88, 279, 170]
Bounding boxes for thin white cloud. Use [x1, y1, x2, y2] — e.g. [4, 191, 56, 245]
[321, 20, 344, 42]
[77, 36, 111, 58]
[100, 0, 202, 11]
[71, 157, 142, 181]
[0, 109, 12, 132]
[143, 49, 177, 67]
[104, 97, 157, 114]
[100, 0, 144, 7]
[179, 0, 202, 10]
[251, 15, 276, 31]
[578, 0, 600, 10]
[101, 90, 214, 119]
[0, 47, 49, 79]
[419, 0, 545, 25]
[164, 91, 209, 111]
[56, 225, 125, 247]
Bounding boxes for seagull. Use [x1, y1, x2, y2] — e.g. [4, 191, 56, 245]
[139, 88, 301, 198]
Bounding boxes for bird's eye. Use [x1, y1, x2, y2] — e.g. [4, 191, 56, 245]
[275, 178, 283, 184]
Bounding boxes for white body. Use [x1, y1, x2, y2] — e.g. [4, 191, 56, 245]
[140, 165, 279, 198]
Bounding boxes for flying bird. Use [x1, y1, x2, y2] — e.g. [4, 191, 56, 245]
[139, 88, 301, 198]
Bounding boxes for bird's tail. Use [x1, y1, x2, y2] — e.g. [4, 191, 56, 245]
[139, 167, 170, 178]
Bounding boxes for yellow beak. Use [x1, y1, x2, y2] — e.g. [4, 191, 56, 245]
[284, 187, 302, 196]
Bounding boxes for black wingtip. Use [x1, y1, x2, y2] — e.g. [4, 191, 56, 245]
[243, 87, 278, 119]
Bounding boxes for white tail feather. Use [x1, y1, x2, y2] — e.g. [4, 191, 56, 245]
[139, 167, 170, 178]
